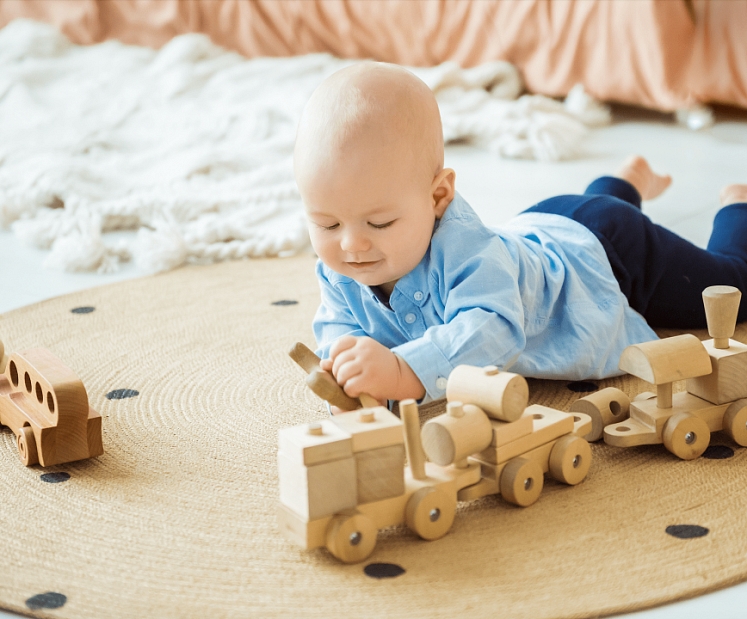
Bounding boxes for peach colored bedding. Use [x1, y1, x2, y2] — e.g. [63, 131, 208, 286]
[0, 0, 745, 112]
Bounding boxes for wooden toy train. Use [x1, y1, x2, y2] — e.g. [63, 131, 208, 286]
[572, 285, 747, 459]
[278, 344, 592, 563]
[0, 339, 103, 466]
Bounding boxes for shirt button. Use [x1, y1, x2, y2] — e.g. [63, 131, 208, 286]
[405, 313, 416, 324]
[436, 377, 448, 390]
[413, 291, 424, 301]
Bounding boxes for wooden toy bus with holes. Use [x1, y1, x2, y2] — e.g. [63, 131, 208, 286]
[0, 341, 103, 466]
[582, 286, 747, 460]
[277, 344, 593, 563]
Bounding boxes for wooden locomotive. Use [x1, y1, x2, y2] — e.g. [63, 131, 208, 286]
[278, 344, 592, 563]
[573, 285, 747, 459]
[0, 340, 103, 466]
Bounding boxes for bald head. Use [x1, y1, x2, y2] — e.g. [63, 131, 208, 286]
[294, 62, 444, 187]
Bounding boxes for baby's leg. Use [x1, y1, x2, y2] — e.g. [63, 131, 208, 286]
[615, 155, 672, 201]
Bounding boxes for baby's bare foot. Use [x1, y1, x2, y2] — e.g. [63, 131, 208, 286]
[616, 155, 672, 201]
[720, 184, 747, 206]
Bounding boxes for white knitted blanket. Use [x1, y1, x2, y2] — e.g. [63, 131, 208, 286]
[0, 19, 611, 274]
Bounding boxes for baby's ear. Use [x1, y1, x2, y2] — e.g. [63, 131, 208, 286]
[432, 168, 456, 218]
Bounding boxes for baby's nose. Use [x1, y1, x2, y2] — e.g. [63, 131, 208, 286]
[340, 229, 370, 252]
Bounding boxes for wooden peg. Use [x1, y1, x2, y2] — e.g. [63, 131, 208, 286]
[703, 286, 741, 349]
[290, 342, 378, 412]
[305, 369, 361, 411]
[400, 399, 426, 480]
[289, 342, 323, 374]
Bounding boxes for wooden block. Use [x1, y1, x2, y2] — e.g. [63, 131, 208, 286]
[277, 451, 357, 521]
[277, 502, 330, 550]
[355, 444, 406, 504]
[570, 411, 593, 439]
[570, 387, 630, 442]
[278, 420, 353, 466]
[1, 349, 101, 467]
[687, 340, 747, 404]
[476, 405, 574, 465]
[619, 334, 712, 384]
[631, 391, 729, 434]
[421, 402, 492, 466]
[86, 407, 104, 459]
[604, 416, 660, 447]
[489, 414, 533, 448]
[446, 365, 528, 422]
[330, 407, 403, 452]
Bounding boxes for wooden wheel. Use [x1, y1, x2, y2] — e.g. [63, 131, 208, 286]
[549, 435, 592, 485]
[325, 510, 377, 563]
[723, 399, 747, 447]
[405, 487, 457, 541]
[500, 458, 544, 507]
[17, 426, 39, 466]
[662, 412, 710, 460]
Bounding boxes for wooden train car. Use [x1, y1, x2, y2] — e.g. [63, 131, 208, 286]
[279, 345, 592, 563]
[0, 343, 103, 466]
[574, 286, 747, 460]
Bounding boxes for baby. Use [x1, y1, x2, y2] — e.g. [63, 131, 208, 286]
[293, 62, 747, 406]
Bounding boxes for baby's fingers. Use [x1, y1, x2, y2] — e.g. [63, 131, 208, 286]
[329, 335, 358, 359]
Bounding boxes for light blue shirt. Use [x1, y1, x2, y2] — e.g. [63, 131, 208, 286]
[313, 192, 657, 403]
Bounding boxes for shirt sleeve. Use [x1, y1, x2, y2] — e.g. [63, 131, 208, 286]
[391, 238, 529, 403]
[584, 176, 642, 208]
[312, 261, 368, 360]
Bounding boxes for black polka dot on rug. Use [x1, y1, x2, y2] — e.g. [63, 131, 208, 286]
[40, 472, 70, 484]
[364, 563, 406, 579]
[25, 592, 67, 610]
[666, 524, 709, 539]
[703, 445, 735, 459]
[70, 306, 95, 314]
[106, 388, 139, 400]
[271, 299, 298, 306]
[566, 381, 598, 393]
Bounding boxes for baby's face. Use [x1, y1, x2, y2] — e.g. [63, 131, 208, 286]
[299, 144, 438, 292]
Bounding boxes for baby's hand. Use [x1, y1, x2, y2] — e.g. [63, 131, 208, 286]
[321, 335, 423, 403]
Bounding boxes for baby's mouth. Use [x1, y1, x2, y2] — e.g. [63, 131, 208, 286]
[347, 260, 380, 269]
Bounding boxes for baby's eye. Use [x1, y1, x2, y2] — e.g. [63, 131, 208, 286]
[369, 220, 395, 229]
[317, 223, 339, 231]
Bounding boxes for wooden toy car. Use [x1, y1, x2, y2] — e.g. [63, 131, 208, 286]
[0, 342, 103, 466]
[578, 286, 747, 460]
[278, 344, 592, 563]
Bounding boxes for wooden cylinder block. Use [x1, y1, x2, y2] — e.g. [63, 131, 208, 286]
[570, 387, 630, 442]
[421, 403, 492, 466]
[400, 399, 426, 480]
[703, 285, 741, 349]
[446, 365, 528, 422]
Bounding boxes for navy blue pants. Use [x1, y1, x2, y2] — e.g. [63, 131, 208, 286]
[524, 177, 747, 328]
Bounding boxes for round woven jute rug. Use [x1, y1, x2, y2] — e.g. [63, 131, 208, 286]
[2, 254, 747, 619]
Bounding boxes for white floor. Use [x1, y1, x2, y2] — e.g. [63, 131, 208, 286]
[2, 105, 747, 618]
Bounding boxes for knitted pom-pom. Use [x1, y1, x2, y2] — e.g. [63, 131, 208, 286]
[135, 220, 189, 274]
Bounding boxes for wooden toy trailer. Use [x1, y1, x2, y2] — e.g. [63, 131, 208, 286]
[0, 344, 103, 466]
[600, 286, 747, 459]
[279, 345, 592, 563]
